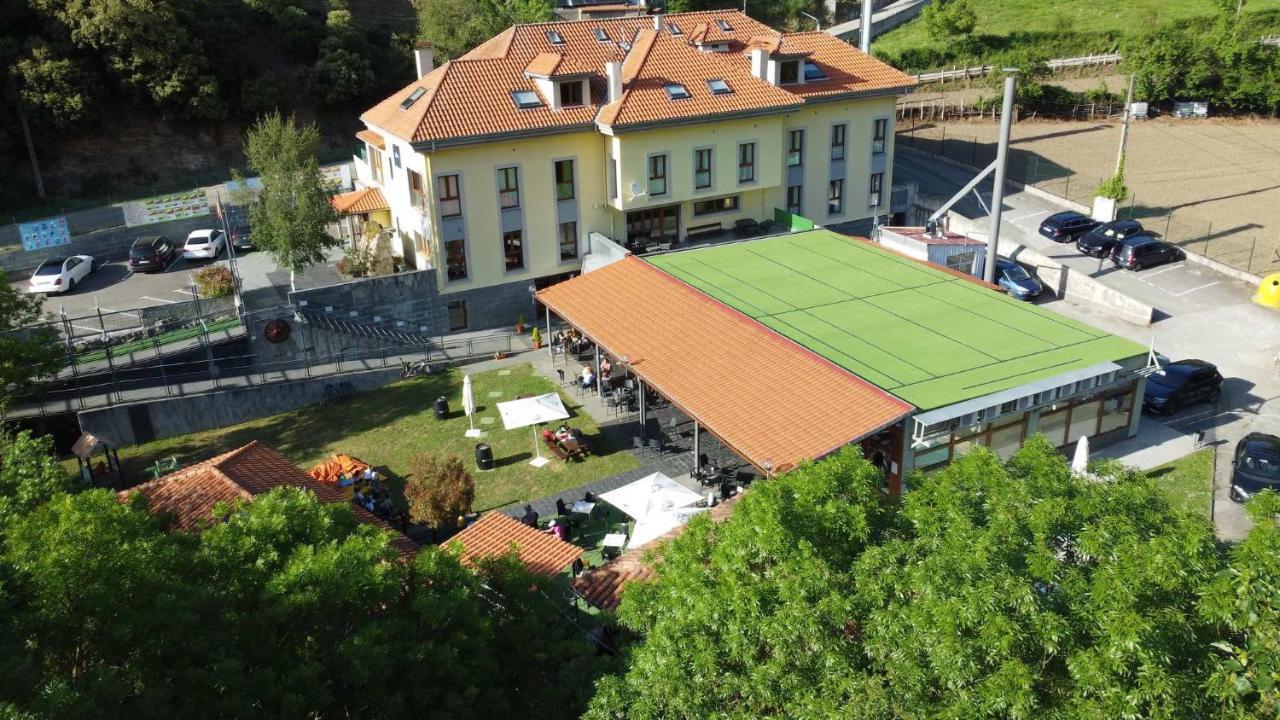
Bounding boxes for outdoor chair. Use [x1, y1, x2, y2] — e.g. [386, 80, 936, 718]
[647, 437, 662, 454]
[632, 436, 645, 455]
[604, 395, 619, 417]
[556, 369, 565, 385]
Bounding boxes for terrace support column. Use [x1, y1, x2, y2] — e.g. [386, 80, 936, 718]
[545, 306, 552, 363]
[594, 345, 603, 396]
[638, 379, 646, 438]
[693, 421, 700, 470]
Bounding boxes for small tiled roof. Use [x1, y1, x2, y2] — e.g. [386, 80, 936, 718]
[355, 129, 385, 150]
[572, 493, 742, 611]
[360, 10, 915, 145]
[447, 512, 582, 576]
[536, 257, 912, 474]
[119, 441, 417, 555]
[331, 187, 388, 215]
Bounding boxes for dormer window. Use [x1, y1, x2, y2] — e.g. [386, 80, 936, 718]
[664, 83, 690, 100]
[707, 79, 732, 95]
[716, 19, 732, 32]
[804, 61, 827, 81]
[667, 23, 682, 35]
[511, 90, 542, 109]
[594, 28, 610, 42]
[779, 60, 800, 85]
[560, 80, 584, 107]
[547, 30, 564, 45]
[400, 86, 426, 110]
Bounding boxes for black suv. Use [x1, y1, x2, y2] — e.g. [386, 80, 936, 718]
[1143, 359, 1222, 415]
[1230, 433, 1280, 503]
[1111, 234, 1184, 271]
[1039, 211, 1099, 243]
[1076, 219, 1143, 257]
[128, 235, 176, 273]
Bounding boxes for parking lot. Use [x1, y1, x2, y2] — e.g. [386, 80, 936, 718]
[12, 251, 235, 318]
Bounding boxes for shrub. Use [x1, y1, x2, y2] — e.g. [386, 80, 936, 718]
[1096, 156, 1130, 201]
[192, 265, 234, 298]
[404, 454, 474, 528]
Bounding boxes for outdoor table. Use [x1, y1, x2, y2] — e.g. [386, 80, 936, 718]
[571, 500, 596, 516]
[602, 533, 627, 557]
[561, 438, 583, 457]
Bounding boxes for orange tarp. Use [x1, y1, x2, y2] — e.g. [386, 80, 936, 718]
[308, 454, 370, 484]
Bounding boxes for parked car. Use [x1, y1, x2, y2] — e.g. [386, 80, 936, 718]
[995, 258, 1043, 301]
[183, 229, 226, 260]
[1076, 219, 1144, 257]
[1143, 359, 1222, 414]
[220, 204, 253, 250]
[1111, 234, 1185, 271]
[1230, 433, 1280, 502]
[128, 235, 176, 273]
[1039, 211, 1099, 243]
[28, 255, 96, 294]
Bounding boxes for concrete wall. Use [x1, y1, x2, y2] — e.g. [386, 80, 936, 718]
[289, 268, 445, 337]
[77, 365, 404, 447]
[1, 215, 215, 277]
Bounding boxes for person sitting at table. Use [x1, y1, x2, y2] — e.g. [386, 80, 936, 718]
[556, 498, 569, 516]
[555, 424, 573, 442]
[581, 364, 595, 390]
[520, 504, 539, 527]
[545, 519, 569, 542]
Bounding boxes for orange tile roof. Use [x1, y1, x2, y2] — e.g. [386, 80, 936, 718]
[355, 128, 385, 150]
[330, 187, 388, 215]
[360, 11, 915, 145]
[119, 441, 417, 556]
[447, 512, 582, 576]
[572, 493, 742, 611]
[536, 257, 912, 474]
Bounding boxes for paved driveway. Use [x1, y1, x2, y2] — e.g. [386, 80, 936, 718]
[896, 148, 1280, 541]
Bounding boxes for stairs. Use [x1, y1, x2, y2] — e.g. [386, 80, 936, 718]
[296, 303, 435, 345]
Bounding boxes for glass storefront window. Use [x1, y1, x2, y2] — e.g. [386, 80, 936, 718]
[989, 421, 1025, 460]
[1099, 393, 1134, 435]
[1038, 409, 1069, 447]
[953, 432, 987, 459]
[1068, 400, 1102, 444]
[915, 446, 950, 470]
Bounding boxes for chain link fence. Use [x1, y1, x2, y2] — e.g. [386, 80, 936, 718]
[898, 126, 1280, 277]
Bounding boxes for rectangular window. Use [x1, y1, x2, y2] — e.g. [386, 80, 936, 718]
[779, 60, 800, 84]
[438, 174, 461, 217]
[559, 221, 578, 260]
[831, 124, 846, 161]
[503, 229, 523, 271]
[446, 300, 468, 331]
[873, 118, 887, 154]
[787, 129, 804, 167]
[445, 239, 467, 281]
[368, 146, 384, 184]
[738, 142, 755, 183]
[828, 179, 843, 215]
[786, 185, 802, 215]
[869, 172, 883, 208]
[647, 154, 667, 196]
[408, 169, 426, 211]
[554, 159, 575, 201]
[694, 148, 712, 190]
[497, 167, 520, 209]
[693, 195, 739, 216]
[560, 81, 584, 107]
[608, 158, 618, 200]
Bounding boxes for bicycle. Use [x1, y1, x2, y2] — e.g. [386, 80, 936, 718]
[400, 359, 437, 380]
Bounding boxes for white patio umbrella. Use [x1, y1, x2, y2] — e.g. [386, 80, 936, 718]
[462, 375, 482, 438]
[600, 472, 706, 549]
[496, 392, 571, 467]
[1071, 435, 1090, 475]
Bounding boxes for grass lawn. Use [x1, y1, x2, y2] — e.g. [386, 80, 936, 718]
[76, 317, 241, 364]
[1147, 448, 1215, 519]
[114, 363, 640, 513]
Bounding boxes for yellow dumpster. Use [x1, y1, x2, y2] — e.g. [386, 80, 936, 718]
[1254, 273, 1280, 309]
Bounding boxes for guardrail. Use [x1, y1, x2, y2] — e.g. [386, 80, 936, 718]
[915, 53, 1122, 83]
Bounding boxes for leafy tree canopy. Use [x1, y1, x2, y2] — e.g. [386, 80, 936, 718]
[416, 0, 556, 62]
[0, 282, 63, 396]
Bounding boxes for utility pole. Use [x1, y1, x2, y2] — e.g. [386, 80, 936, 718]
[17, 109, 45, 200]
[861, 0, 874, 54]
[984, 74, 1016, 285]
[1115, 73, 1135, 173]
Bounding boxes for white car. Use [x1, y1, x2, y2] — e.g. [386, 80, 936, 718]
[183, 229, 226, 260]
[28, 255, 96, 294]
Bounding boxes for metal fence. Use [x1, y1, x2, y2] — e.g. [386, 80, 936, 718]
[898, 127, 1280, 277]
[915, 53, 1123, 84]
[897, 98, 1124, 124]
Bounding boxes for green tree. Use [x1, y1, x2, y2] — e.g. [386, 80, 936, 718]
[0, 281, 63, 395]
[0, 427, 75, 532]
[416, 0, 555, 61]
[9, 41, 96, 129]
[241, 112, 340, 291]
[405, 453, 475, 527]
[922, 0, 978, 48]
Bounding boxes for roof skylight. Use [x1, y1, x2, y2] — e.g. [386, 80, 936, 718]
[593, 28, 610, 42]
[716, 19, 732, 31]
[664, 83, 690, 100]
[547, 30, 564, 45]
[803, 61, 828, 81]
[667, 23, 682, 36]
[511, 90, 543, 109]
[399, 87, 427, 110]
[707, 79, 732, 95]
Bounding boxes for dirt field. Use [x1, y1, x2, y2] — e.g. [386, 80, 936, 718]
[901, 116, 1280, 276]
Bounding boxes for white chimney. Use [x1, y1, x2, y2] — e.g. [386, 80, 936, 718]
[653, 13, 663, 31]
[750, 47, 769, 81]
[606, 60, 624, 103]
[414, 41, 435, 78]
[860, 0, 873, 54]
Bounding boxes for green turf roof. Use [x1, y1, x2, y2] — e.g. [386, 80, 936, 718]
[647, 230, 1147, 411]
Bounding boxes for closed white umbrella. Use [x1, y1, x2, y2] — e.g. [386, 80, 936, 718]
[463, 375, 481, 438]
[1071, 435, 1090, 475]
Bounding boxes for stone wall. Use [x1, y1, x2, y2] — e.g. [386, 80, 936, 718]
[289, 268, 445, 337]
[1, 215, 215, 278]
[441, 277, 542, 332]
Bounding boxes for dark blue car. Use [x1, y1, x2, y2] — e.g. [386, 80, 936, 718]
[995, 258, 1042, 301]
[1230, 433, 1280, 502]
[1039, 211, 1099, 243]
[1143, 359, 1222, 415]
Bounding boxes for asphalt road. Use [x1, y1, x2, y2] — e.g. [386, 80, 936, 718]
[896, 148, 1280, 541]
